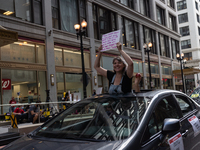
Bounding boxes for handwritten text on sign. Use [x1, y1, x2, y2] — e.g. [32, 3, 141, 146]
[101, 30, 121, 52]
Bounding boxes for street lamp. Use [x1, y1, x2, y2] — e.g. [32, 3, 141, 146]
[143, 42, 153, 89]
[176, 53, 185, 93]
[74, 19, 87, 98]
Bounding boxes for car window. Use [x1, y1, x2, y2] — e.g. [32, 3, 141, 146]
[142, 95, 180, 143]
[174, 95, 193, 116]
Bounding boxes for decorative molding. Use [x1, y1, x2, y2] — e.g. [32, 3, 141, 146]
[0, 29, 18, 46]
[0, 61, 47, 71]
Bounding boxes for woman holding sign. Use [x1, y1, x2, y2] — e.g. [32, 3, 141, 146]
[94, 42, 141, 94]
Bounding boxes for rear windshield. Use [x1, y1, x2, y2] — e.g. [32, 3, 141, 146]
[35, 96, 147, 141]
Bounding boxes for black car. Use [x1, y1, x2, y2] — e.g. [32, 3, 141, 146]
[3, 90, 200, 150]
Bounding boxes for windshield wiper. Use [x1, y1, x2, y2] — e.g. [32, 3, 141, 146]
[64, 135, 105, 142]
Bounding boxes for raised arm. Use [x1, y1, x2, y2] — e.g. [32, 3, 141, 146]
[116, 42, 133, 78]
[94, 45, 107, 77]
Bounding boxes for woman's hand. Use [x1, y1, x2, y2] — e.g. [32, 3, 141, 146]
[98, 44, 102, 52]
[116, 42, 122, 51]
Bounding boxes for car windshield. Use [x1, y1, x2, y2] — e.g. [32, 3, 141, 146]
[35, 95, 148, 141]
[190, 88, 200, 98]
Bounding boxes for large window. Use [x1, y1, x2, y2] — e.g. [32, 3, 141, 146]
[59, 0, 86, 34]
[179, 26, 190, 36]
[52, 0, 60, 29]
[140, 0, 150, 18]
[171, 39, 180, 59]
[115, 0, 134, 9]
[184, 52, 192, 61]
[143, 26, 157, 54]
[178, 13, 188, 23]
[156, 5, 165, 26]
[197, 14, 200, 23]
[54, 47, 90, 69]
[177, 0, 187, 11]
[181, 39, 191, 49]
[0, 0, 43, 25]
[93, 5, 117, 40]
[169, 14, 177, 31]
[0, 41, 45, 64]
[121, 17, 140, 50]
[167, 0, 175, 9]
[158, 33, 170, 57]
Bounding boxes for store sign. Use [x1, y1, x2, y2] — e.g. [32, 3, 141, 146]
[2, 79, 11, 90]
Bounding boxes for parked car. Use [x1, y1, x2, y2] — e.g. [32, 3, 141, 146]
[190, 87, 200, 104]
[3, 90, 200, 150]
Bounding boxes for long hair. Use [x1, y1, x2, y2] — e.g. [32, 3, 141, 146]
[112, 56, 127, 74]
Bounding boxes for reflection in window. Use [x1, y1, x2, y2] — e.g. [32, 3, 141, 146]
[171, 38, 180, 59]
[156, 5, 165, 26]
[178, 13, 188, 24]
[179, 26, 190, 36]
[143, 26, 156, 54]
[140, 0, 150, 18]
[181, 39, 191, 49]
[159, 33, 170, 57]
[177, 0, 187, 11]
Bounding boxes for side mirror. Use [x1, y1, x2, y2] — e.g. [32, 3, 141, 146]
[160, 118, 180, 142]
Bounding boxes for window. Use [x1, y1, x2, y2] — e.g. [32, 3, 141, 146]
[197, 14, 200, 23]
[59, 0, 86, 34]
[174, 95, 193, 116]
[142, 95, 179, 142]
[184, 52, 192, 61]
[196, 1, 198, 10]
[181, 39, 191, 49]
[156, 5, 165, 26]
[179, 26, 190, 36]
[143, 26, 157, 54]
[158, 33, 170, 57]
[168, 0, 175, 9]
[171, 39, 180, 59]
[178, 13, 188, 24]
[177, 0, 187, 11]
[115, 0, 134, 9]
[93, 4, 117, 40]
[52, 0, 60, 29]
[0, 0, 43, 25]
[169, 14, 177, 31]
[121, 17, 140, 50]
[199, 27, 200, 35]
[140, 0, 150, 18]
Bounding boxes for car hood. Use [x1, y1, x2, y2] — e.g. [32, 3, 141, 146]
[3, 135, 122, 150]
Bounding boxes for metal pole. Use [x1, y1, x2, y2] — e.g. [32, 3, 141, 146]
[80, 31, 87, 98]
[147, 50, 152, 89]
[180, 60, 185, 93]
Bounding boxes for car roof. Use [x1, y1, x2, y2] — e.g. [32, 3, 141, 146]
[86, 89, 183, 100]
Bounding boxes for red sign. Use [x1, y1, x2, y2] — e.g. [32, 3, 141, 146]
[2, 79, 11, 90]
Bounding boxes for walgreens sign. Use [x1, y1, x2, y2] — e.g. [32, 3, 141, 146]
[2, 79, 11, 90]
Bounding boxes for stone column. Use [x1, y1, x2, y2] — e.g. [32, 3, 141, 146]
[139, 24, 148, 89]
[86, 1, 98, 91]
[43, 0, 57, 104]
[155, 31, 163, 89]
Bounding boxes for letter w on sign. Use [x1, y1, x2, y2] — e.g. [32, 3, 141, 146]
[2, 79, 11, 90]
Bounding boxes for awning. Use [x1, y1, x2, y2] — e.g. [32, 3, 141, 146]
[0, 29, 18, 47]
[172, 68, 200, 75]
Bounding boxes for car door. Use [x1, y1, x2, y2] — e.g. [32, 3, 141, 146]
[140, 94, 181, 150]
[173, 94, 200, 150]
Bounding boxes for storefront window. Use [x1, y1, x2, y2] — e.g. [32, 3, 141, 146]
[65, 73, 92, 99]
[64, 49, 90, 68]
[36, 44, 45, 64]
[38, 71, 46, 102]
[102, 56, 113, 70]
[56, 72, 64, 101]
[54, 48, 63, 66]
[2, 69, 38, 114]
[162, 66, 172, 75]
[163, 78, 172, 89]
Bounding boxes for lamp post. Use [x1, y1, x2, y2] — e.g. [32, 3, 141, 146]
[74, 19, 87, 98]
[143, 42, 153, 89]
[176, 53, 185, 93]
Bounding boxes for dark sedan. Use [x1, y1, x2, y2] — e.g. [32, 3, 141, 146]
[3, 90, 200, 150]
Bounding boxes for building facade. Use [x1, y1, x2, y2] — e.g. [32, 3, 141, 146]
[0, 0, 180, 114]
[176, 0, 200, 93]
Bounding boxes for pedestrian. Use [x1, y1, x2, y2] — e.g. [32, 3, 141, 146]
[94, 42, 141, 94]
[9, 97, 16, 112]
[13, 105, 28, 123]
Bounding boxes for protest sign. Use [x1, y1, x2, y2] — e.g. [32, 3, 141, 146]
[101, 30, 121, 52]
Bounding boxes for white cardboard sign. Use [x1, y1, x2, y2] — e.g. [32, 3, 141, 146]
[188, 115, 200, 137]
[168, 132, 184, 150]
[101, 30, 121, 52]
